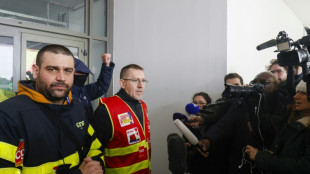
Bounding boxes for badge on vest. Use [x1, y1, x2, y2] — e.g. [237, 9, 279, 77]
[118, 112, 134, 127]
[15, 139, 24, 167]
[126, 127, 141, 144]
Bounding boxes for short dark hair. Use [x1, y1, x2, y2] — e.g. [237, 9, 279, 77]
[192, 92, 212, 104]
[120, 64, 144, 79]
[224, 73, 243, 85]
[266, 59, 288, 72]
[36, 44, 74, 67]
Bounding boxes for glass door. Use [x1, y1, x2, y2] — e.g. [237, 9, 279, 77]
[21, 32, 87, 80]
[0, 26, 20, 92]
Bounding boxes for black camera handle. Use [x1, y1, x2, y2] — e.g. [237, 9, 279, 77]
[286, 65, 295, 96]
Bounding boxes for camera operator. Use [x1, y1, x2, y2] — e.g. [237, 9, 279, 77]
[195, 72, 291, 174]
[266, 59, 302, 101]
[245, 79, 310, 174]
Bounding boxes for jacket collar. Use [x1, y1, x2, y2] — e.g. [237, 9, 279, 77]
[17, 80, 72, 105]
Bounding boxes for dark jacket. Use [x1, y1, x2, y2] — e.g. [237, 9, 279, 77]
[92, 88, 144, 147]
[255, 121, 310, 174]
[72, 61, 114, 117]
[0, 80, 103, 173]
[202, 90, 289, 174]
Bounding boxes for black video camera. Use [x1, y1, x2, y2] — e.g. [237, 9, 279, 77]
[257, 27, 310, 101]
[275, 30, 310, 67]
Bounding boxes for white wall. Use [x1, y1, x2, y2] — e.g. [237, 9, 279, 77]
[227, 0, 304, 84]
[113, 0, 227, 173]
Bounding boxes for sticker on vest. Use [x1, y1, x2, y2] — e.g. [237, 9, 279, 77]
[15, 139, 24, 167]
[118, 112, 134, 127]
[139, 146, 145, 159]
[126, 127, 141, 144]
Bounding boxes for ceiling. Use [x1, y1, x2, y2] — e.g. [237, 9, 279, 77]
[283, 0, 310, 27]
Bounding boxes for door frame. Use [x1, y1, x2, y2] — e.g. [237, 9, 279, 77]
[21, 31, 88, 80]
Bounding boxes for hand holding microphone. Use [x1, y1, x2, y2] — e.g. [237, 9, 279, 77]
[185, 103, 203, 127]
[172, 113, 191, 123]
[173, 119, 209, 157]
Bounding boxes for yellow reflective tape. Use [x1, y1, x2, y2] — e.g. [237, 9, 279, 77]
[104, 140, 148, 157]
[22, 152, 79, 174]
[105, 159, 149, 174]
[0, 142, 17, 163]
[87, 149, 102, 158]
[89, 138, 102, 151]
[0, 168, 21, 174]
[88, 124, 94, 136]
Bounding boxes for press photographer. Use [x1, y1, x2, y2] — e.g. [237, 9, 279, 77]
[195, 71, 291, 174]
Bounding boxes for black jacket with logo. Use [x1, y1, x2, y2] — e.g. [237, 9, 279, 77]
[0, 80, 103, 173]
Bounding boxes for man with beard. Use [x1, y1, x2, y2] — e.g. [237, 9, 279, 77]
[92, 64, 151, 174]
[0, 44, 104, 174]
[195, 72, 291, 174]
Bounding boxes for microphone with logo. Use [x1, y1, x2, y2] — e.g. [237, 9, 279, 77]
[185, 103, 200, 126]
[185, 103, 200, 117]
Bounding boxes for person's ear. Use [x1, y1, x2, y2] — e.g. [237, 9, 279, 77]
[120, 79, 126, 89]
[32, 64, 39, 79]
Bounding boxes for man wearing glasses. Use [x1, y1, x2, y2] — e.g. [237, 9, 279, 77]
[266, 59, 288, 84]
[92, 64, 151, 174]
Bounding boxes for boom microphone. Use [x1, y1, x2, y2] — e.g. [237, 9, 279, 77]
[256, 39, 277, 51]
[174, 119, 199, 145]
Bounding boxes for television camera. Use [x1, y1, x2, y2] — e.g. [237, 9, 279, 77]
[257, 27, 310, 101]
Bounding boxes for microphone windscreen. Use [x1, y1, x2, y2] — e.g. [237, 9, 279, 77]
[256, 39, 276, 51]
[185, 103, 200, 115]
[174, 119, 199, 145]
[167, 133, 187, 174]
[173, 113, 189, 122]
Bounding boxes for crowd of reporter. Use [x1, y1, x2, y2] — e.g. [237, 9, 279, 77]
[181, 60, 310, 174]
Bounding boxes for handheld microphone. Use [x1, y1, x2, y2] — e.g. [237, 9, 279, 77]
[256, 39, 277, 51]
[173, 113, 191, 123]
[174, 119, 199, 145]
[185, 103, 200, 115]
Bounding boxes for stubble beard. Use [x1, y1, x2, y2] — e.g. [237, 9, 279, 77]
[36, 76, 71, 103]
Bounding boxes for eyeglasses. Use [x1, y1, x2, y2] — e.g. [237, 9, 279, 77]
[123, 79, 148, 85]
[270, 69, 284, 74]
[193, 102, 207, 105]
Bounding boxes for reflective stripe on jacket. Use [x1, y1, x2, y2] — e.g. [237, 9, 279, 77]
[0, 94, 103, 173]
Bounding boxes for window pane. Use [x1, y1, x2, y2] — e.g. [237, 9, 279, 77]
[0, 0, 85, 33]
[91, 40, 107, 109]
[25, 41, 79, 80]
[91, 40, 107, 77]
[0, 36, 13, 91]
[93, 0, 107, 37]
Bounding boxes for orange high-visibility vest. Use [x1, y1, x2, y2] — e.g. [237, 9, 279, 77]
[99, 96, 151, 174]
